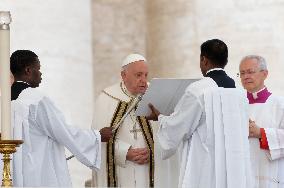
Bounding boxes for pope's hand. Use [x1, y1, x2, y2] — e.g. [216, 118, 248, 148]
[99, 127, 113, 142]
[249, 119, 261, 138]
[126, 147, 149, 165]
[146, 103, 160, 121]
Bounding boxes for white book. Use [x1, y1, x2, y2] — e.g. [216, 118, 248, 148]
[135, 78, 200, 116]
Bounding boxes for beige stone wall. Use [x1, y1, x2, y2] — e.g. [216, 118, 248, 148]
[191, 0, 284, 95]
[92, 0, 284, 96]
[92, 0, 146, 97]
[146, 0, 201, 79]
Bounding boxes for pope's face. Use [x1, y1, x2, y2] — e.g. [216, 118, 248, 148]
[239, 58, 267, 93]
[121, 61, 148, 96]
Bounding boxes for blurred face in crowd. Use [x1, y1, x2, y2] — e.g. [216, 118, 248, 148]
[121, 60, 148, 96]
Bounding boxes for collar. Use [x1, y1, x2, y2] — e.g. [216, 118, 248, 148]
[247, 87, 272, 104]
[120, 82, 136, 98]
[206, 68, 224, 75]
[15, 81, 30, 85]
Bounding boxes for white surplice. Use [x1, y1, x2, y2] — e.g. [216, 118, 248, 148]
[249, 95, 284, 188]
[91, 82, 179, 188]
[10, 87, 101, 187]
[157, 77, 253, 188]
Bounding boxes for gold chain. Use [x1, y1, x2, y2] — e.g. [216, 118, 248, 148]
[120, 82, 133, 98]
[129, 111, 138, 125]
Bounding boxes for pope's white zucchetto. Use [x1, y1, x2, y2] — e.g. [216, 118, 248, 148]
[122, 53, 146, 67]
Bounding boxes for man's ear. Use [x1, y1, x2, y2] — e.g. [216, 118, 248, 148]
[24, 66, 32, 77]
[24, 66, 32, 75]
[203, 56, 209, 67]
[263, 70, 268, 79]
[121, 70, 126, 80]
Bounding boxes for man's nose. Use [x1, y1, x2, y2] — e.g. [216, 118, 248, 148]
[241, 72, 251, 79]
[141, 75, 147, 82]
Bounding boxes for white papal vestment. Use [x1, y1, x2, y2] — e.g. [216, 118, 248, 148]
[249, 95, 284, 188]
[10, 88, 101, 187]
[157, 77, 254, 188]
[91, 82, 179, 188]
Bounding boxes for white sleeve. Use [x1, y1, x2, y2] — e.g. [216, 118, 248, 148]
[265, 127, 284, 160]
[265, 102, 284, 161]
[157, 90, 203, 159]
[34, 97, 101, 170]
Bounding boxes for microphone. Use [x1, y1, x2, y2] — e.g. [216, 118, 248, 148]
[112, 94, 143, 132]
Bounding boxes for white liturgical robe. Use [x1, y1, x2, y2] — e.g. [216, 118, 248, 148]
[157, 77, 253, 188]
[91, 82, 179, 188]
[249, 95, 284, 188]
[10, 88, 101, 187]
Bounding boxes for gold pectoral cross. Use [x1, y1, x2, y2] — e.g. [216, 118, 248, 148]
[130, 123, 142, 139]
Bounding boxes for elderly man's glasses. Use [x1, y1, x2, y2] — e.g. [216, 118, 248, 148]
[237, 69, 264, 77]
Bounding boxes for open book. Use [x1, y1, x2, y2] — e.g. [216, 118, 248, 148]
[135, 78, 200, 116]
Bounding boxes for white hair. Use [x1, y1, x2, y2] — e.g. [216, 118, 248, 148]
[121, 64, 129, 71]
[240, 55, 268, 71]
